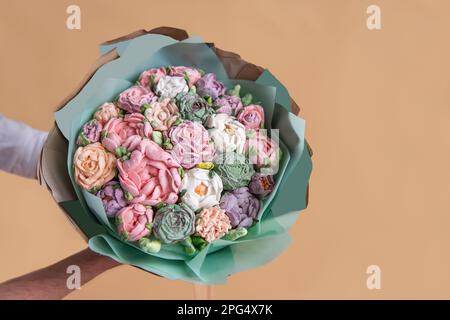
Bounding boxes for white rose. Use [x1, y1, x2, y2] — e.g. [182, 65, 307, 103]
[181, 168, 223, 211]
[207, 113, 246, 154]
[155, 75, 188, 98]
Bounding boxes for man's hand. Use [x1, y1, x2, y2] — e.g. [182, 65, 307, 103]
[0, 249, 120, 300]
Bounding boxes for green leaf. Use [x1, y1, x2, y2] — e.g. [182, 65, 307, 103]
[248, 146, 257, 158]
[89, 185, 101, 194]
[181, 237, 196, 255]
[173, 117, 184, 126]
[139, 238, 161, 253]
[184, 71, 190, 84]
[155, 202, 166, 210]
[241, 93, 253, 106]
[177, 167, 185, 178]
[205, 96, 213, 106]
[191, 235, 208, 251]
[151, 131, 163, 145]
[149, 74, 156, 87]
[189, 85, 197, 94]
[246, 130, 256, 139]
[179, 188, 187, 197]
[124, 191, 134, 201]
[115, 146, 128, 158]
[141, 103, 151, 113]
[227, 84, 241, 97]
[163, 141, 173, 150]
[223, 227, 248, 241]
[120, 231, 128, 241]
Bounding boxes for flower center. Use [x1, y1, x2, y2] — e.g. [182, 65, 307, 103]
[224, 123, 235, 135]
[261, 177, 271, 190]
[194, 182, 208, 197]
[245, 113, 257, 122]
[158, 111, 168, 120]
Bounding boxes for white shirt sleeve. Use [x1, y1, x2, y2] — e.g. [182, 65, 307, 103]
[0, 115, 48, 179]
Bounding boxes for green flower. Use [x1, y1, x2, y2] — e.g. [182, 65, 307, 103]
[152, 203, 195, 244]
[175, 91, 215, 124]
[213, 152, 255, 190]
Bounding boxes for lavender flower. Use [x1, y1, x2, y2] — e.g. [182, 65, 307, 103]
[219, 187, 260, 228]
[213, 95, 244, 116]
[96, 181, 127, 217]
[77, 119, 102, 146]
[248, 173, 275, 198]
[196, 73, 225, 100]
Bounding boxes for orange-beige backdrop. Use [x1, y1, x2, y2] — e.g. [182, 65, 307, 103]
[1, 0, 450, 299]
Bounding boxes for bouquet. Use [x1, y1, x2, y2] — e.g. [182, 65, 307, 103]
[74, 64, 283, 254]
[39, 27, 312, 284]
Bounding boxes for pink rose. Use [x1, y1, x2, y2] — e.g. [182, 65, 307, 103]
[117, 85, 156, 113]
[237, 104, 265, 130]
[196, 206, 231, 242]
[245, 130, 281, 174]
[168, 66, 202, 87]
[169, 121, 215, 169]
[93, 102, 120, 125]
[138, 67, 167, 88]
[74, 142, 116, 191]
[117, 139, 182, 205]
[102, 113, 152, 153]
[116, 204, 153, 241]
[144, 98, 180, 131]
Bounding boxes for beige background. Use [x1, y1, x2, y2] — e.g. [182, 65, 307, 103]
[1, 0, 450, 299]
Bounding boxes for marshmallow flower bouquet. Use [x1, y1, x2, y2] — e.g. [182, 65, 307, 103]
[40, 27, 312, 284]
[75, 66, 281, 253]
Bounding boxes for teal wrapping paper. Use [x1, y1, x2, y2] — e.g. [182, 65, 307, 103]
[52, 32, 312, 284]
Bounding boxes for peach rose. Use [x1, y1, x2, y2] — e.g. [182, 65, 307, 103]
[144, 98, 180, 131]
[74, 142, 116, 191]
[93, 102, 120, 125]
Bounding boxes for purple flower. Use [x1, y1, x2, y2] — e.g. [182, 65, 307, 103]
[77, 119, 103, 146]
[117, 85, 156, 113]
[213, 95, 244, 116]
[196, 73, 225, 100]
[96, 181, 127, 217]
[219, 187, 260, 228]
[248, 173, 275, 198]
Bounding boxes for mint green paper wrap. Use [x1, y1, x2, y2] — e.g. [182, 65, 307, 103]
[54, 33, 312, 284]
